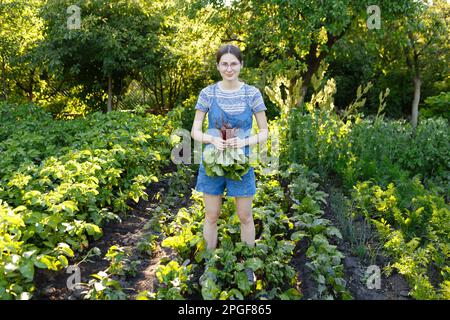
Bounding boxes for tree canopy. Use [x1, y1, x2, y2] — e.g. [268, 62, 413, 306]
[0, 0, 448, 123]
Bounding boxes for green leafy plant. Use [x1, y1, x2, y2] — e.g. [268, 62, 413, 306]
[82, 271, 127, 300]
[0, 103, 179, 299]
[202, 145, 251, 181]
[154, 260, 192, 300]
[352, 178, 450, 299]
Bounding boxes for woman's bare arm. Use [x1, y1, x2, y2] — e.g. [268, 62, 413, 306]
[191, 110, 225, 150]
[248, 111, 269, 146]
[191, 110, 208, 142]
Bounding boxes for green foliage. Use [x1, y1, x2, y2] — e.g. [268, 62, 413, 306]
[82, 270, 127, 300]
[151, 168, 304, 300]
[279, 74, 449, 300]
[281, 74, 449, 191]
[136, 234, 159, 257]
[198, 239, 300, 300]
[154, 260, 192, 300]
[81, 246, 134, 301]
[202, 145, 251, 181]
[282, 164, 351, 300]
[329, 187, 379, 262]
[399, 117, 449, 178]
[0, 102, 177, 299]
[0, 0, 44, 102]
[352, 178, 450, 299]
[139, 0, 223, 113]
[38, 0, 162, 111]
[305, 234, 350, 300]
[1, 0, 449, 300]
[329, 0, 450, 119]
[422, 92, 450, 121]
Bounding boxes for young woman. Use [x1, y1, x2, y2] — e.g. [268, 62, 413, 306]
[191, 44, 269, 269]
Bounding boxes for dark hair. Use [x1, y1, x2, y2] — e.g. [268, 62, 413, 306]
[216, 44, 243, 64]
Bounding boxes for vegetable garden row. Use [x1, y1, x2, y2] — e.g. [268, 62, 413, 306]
[0, 97, 448, 300]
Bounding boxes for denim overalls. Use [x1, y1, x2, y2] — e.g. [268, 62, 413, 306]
[195, 83, 256, 197]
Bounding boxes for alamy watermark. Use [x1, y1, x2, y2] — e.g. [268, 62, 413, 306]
[67, 5, 81, 30]
[367, 5, 381, 30]
[66, 265, 82, 290]
[365, 265, 381, 290]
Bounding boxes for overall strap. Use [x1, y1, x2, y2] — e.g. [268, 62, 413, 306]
[244, 83, 249, 108]
[213, 83, 216, 100]
[212, 83, 220, 110]
[212, 83, 226, 128]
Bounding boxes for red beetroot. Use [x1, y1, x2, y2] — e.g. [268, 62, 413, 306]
[220, 125, 236, 140]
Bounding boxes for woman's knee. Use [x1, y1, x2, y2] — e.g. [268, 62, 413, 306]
[204, 194, 222, 223]
[235, 197, 253, 225]
[237, 211, 253, 225]
[205, 209, 220, 224]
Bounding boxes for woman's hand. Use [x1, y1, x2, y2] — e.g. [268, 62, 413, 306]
[225, 137, 246, 149]
[211, 136, 226, 151]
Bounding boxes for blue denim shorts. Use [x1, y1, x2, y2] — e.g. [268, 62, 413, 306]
[195, 163, 256, 197]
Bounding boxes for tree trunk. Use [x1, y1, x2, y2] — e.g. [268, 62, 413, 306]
[1, 55, 7, 101]
[299, 84, 308, 109]
[107, 75, 113, 112]
[296, 44, 320, 108]
[411, 75, 421, 129]
[295, 31, 343, 109]
[28, 70, 34, 102]
[27, 68, 38, 102]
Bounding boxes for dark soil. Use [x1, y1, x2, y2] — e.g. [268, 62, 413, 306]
[33, 163, 192, 300]
[291, 239, 318, 299]
[33, 165, 412, 300]
[319, 181, 412, 300]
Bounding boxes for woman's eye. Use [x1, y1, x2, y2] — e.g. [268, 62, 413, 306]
[220, 62, 240, 68]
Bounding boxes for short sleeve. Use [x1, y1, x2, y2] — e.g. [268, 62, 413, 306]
[195, 88, 210, 112]
[251, 87, 267, 113]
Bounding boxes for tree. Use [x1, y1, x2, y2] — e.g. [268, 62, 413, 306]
[139, 0, 224, 113]
[190, 0, 424, 110]
[385, 0, 449, 128]
[38, 0, 161, 112]
[0, 0, 44, 101]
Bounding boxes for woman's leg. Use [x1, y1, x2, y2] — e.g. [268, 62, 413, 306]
[235, 196, 255, 247]
[203, 194, 222, 250]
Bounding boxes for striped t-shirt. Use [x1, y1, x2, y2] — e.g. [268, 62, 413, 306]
[195, 82, 267, 115]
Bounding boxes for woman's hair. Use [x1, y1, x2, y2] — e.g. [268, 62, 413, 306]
[216, 44, 243, 64]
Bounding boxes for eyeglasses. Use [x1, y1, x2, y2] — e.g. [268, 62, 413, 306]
[218, 62, 241, 70]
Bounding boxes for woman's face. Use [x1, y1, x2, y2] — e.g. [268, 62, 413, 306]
[217, 53, 243, 81]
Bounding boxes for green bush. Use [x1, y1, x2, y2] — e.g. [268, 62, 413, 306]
[0, 103, 178, 299]
[352, 178, 450, 299]
[398, 117, 450, 179]
[422, 92, 450, 120]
